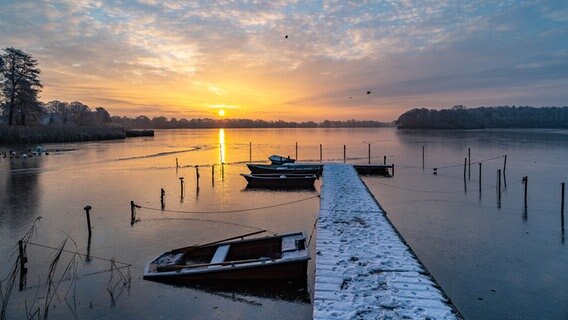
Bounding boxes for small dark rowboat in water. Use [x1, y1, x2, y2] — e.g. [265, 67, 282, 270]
[269, 154, 295, 165]
[241, 173, 317, 189]
[246, 163, 322, 175]
[144, 231, 310, 281]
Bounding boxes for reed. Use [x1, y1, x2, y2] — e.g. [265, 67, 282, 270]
[0, 125, 126, 144]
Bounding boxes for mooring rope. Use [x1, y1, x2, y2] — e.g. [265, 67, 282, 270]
[137, 194, 320, 214]
[26, 242, 132, 266]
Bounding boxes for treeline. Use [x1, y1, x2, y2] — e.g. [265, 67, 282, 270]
[396, 105, 568, 129]
[111, 116, 393, 129]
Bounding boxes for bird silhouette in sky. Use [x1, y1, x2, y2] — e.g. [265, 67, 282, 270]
[349, 97, 353, 99]
[366, 91, 372, 95]
[285, 35, 288, 39]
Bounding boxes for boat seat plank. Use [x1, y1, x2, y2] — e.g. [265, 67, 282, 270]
[210, 244, 230, 265]
[282, 234, 304, 252]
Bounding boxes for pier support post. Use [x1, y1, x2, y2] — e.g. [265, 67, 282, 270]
[160, 188, 165, 210]
[383, 155, 386, 165]
[343, 145, 346, 163]
[296, 142, 298, 160]
[319, 144, 322, 163]
[176, 157, 179, 169]
[212, 164, 215, 185]
[249, 142, 252, 163]
[368, 144, 371, 164]
[221, 162, 225, 181]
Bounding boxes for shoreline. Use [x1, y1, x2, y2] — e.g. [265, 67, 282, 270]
[0, 126, 129, 145]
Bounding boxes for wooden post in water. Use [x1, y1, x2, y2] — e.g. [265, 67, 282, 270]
[343, 145, 346, 163]
[84, 205, 92, 238]
[195, 166, 200, 190]
[179, 177, 185, 199]
[503, 155, 508, 187]
[18, 240, 27, 291]
[160, 188, 165, 209]
[562, 182, 565, 232]
[522, 176, 528, 209]
[368, 144, 371, 164]
[478, 163, 482, 193]
[319, 144, 323, 163]
[130, 201, 136, 225]
[221, 162, 225, 181]
[383, 155, 386, 165]
[176, 157, 179, 169]
[391, 164, 395, 177]
[497, 169, 502, 206]
[422, 145, 425, 169]
[463, 157, 467, 181]
[296, 142, 298, 160]
[211, 164, 215, 185]
[249, 142, 252, 163]
[468, 148, 471, 180]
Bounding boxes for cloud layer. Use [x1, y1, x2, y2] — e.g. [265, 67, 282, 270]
[1, 0, 567, 121]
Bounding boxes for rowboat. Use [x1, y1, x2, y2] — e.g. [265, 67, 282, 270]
[241, 173, 317, 189]
[246, 163, 322, 175]
[269, 155, 295, 165]
[144, 231, 310, 281]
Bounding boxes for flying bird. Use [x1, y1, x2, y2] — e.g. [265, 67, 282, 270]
[285, 35, 288, 39]
[349, 97, 352, 99]
[366, 91, 372, 95]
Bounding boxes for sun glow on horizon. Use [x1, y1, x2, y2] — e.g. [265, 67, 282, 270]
[218, 109, 225, 117]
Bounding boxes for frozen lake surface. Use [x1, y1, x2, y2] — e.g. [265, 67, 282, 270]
[1, 128, 567, 319]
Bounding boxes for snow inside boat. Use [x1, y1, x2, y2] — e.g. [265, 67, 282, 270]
[144, 232, 310, 281]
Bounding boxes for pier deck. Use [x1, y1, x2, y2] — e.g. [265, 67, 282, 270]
[314, 164, 460, 320]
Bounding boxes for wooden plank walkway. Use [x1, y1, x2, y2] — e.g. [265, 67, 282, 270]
[313, 164, 462, 320]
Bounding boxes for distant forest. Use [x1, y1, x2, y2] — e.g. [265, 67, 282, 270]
[396, 106, 568, 129]
[111, 116, 393, 129]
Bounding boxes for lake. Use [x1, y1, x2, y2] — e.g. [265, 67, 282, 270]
[1, 128, 567, 319]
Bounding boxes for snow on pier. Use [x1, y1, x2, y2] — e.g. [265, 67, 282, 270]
[314, 164, 461, 320]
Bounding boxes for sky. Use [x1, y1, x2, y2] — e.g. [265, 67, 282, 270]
[0, 0, 567, 121]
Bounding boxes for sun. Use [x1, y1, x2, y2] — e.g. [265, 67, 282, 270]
[218, 109, 225, 117]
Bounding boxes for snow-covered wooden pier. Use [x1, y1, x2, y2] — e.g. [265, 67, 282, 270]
[314, 164, 461, 320]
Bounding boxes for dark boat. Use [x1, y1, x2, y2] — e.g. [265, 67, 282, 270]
[144, 231, 310, 281]
[241, 173, 317, 189]
[246, 163, 322, 175]
[269, 155, 295, 165]
[353, 164, 393, 176]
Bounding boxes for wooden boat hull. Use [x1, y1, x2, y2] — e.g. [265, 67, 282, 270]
[144, 232, 310, 281]
[354, 164, 392, 176]
[145, 258, 308, 281]
[247, 163, 322, 175]
[242, 173, 317, 189]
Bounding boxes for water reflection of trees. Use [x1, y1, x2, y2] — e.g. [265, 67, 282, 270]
[0, 158, 42, 228]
